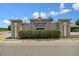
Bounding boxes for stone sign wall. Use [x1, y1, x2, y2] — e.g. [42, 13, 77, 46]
[10, 19, 71, 38]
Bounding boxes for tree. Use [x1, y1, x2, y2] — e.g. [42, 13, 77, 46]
[8, 25, 11, 31]
[76, 19, 79, 26]
[49, 17, 53, 21]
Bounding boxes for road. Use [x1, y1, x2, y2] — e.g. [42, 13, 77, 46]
[0, 31, 11, 40]
[0, 31, 79, 56]
[0, 31, 11, 36]
[0, 41, 79, 56]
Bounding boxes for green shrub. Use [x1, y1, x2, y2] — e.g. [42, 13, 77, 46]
[19, 30, 60, 39]
[71, 26, 79, 32]
[0, 28, 9, 32]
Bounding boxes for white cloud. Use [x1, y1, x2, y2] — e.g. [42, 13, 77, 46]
[23, 17, 30, 23]
[49, 11, 59, 15]
[23, 17, 28, 20]
[40, 12, 48, 18]
[49, 9, 71, 16]
[49, 3, 71, 16]
[72, 3, 79, 11]
[2, 20, 10, 24]
[32, 12, 39, 19]
[59, 9, 71, 14]
[60, 3, 65, 10]
[33, 4, 71, 17]
[32, 12, 48, 19]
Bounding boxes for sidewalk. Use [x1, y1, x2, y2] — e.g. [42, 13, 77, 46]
[0, 38, 79, 45]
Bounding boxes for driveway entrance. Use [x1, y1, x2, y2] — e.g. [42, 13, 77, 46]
[71, 32, 79, 38]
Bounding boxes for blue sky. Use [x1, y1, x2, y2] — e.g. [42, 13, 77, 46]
[0, 3, 79, 28]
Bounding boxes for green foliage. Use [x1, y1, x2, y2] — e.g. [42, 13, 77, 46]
[0, 28, 8, 32]
[0, 25, 11, 32]
[19, 30, 60, 39]
[71, 26, 79, 32]
[8, 25, 11, 31]
[49, 17, 53, 21]
[76, 19, 79, 26]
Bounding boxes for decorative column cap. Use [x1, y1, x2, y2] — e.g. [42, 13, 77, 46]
[58, 19, 71, 22]
[10, 19, 24, 24]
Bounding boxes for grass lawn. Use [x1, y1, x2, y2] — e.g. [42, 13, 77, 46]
[0, 36, 5, 44]
[0, 30, 10, 32]
[0, 36, 5, 40]
[0, 28, 11, 32]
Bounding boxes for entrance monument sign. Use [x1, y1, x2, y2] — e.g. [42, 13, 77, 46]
[10, 18, 71, 39]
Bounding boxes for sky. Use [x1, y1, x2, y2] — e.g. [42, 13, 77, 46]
[0, 3, 79, 28]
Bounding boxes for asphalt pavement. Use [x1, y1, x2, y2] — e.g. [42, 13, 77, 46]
[0, 41, 79, 56]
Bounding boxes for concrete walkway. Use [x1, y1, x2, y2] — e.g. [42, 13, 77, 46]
[0, 38, 79, 45]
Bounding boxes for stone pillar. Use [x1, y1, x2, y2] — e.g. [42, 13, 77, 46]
[58, 20, 70, 38]
[10, 20, 23, 39]
[11, 21, 14, 38]
[67, 20, 71, 37]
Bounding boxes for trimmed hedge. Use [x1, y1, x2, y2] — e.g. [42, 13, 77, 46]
[19, 30, 60, 39]
[71, 26, 79, 32]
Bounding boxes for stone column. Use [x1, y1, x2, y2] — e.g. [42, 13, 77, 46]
[10, 20, 23, 39]
[58, 20, 70, 38]
[11, 21, 14, 38]
[67, 21, 71, 37]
